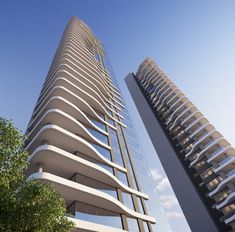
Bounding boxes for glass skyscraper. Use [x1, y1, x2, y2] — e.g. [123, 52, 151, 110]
[25, 17, 171, 232]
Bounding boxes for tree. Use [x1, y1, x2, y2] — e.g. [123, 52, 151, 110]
[0, 117, 75, 232]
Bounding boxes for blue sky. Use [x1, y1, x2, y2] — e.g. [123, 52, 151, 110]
[0, 1, 235, 231]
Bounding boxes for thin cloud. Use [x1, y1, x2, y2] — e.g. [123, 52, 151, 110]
[150, 168, 171, 191]
[160, 195, 178, 209]
[166, 211, 184, 218]
[156, 177, 171, 191]
[150, 168, 163, 181]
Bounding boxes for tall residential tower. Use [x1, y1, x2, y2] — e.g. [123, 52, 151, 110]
[25, 18, 171, 232]
[125, 58, 235, 232]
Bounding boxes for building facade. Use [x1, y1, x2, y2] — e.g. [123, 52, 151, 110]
[125, 58, 235, 232]
[24, 17, 172, 232]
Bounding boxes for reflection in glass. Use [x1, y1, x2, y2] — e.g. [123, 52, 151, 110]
[122, 192, 135, 211]
[74, 151, 114, 174]
[136, 197, 145, 214]
[117, 170, 129, 187]
[143, 221, 150, 232]
[109, 128, 124, 167]
[107, 117, 115, 126]
[86, 126, 108, 144]
[118, 125, 138, 190]
[70, 173, 118, 199]
[127, 217, 140, 232]
[86, 114, 107, 131]
[91, 143, 112, 161]
[68, 201, 123, 229]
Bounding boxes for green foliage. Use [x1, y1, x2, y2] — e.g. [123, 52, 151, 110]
[0, 117, 75, 232]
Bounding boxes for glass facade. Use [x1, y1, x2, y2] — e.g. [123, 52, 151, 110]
[72, 201, 123, 229]
[86, 126, 108, 144]
[122, 106, 172, 232]
[117, 170, 129, 186]
[105, 57, 172, 231]
[127, 217, 140, 232]
[70, 173, 118, 199]
[109, 128, 124, 167]
[86, 114, 107, 131]
[91, 142, 112, 161]
[75, 151, 114, 174]
[122, 192, 135, 211]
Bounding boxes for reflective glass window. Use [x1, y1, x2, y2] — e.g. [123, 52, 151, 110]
[107, 117, 115, 126]
[87, 115, 106, 131]
[87, 126, 108, 144]
[74, 201, 123, 229]
[143, 221, 150, 232]
[109, 128, 124, 167]
[118, 125, 138, 189]
[91, 143, 112, 161]
[74, 151, 114, 174]
[94, 109, 105, 120]
[122, 192, 135, 211]
[117, 170, 129, 187]
[127, 217, 139, 232]
[106, 109, 112, 116]
[70, 173, 118, 199]
[136, 197, 145, 214]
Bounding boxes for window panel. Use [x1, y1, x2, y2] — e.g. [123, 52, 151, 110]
[74, 201, 123, 229]
[127, 217, 140, 232]
[86, 126, 108, 144]
[91, 143, 112, 161]
[71, 173, 118, 199]
[122, 192, 135, 211]
[117, 170, 129, 187]
[75, 151, 114, 174]
[136, 197, 145, 214]
[109, 128, 124, 167]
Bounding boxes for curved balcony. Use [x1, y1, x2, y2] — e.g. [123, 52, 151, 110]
[180, 111, 203, 127]
[62, 35, 122, 96]
[213, 157, 235, 174]
[46, 39, 122, 103]
[209, 173, 235, 197]
[41, 59, 111, 110]
[46, 41, 105, 91]
[184, 116, 208, 134]
[157, 86, 179, 111]
[35, 79, 118, 122]
[28, 96, 116, 133]
[26, 124, 125, 172]
[31, 98, 107, 136]
[29, 172, 156, 223]
[185, 130, 222, 158]
[27, 109, 109, 149]
[216, 192, 235, 210]
[154, 83, 174, 107]
[169, 105, 197, 131]
[28, 144, 148, 199]
[54, 45, 122, 103]
[142, 69, 158, 89]
[33, 86, 125, 129]
[166, 99, 191, 125]
[189, 123, 214, 139]
[207, 146, 234, 163]
[189, 137, 226, 167]
[225, 214, 235, 225]
[154, 79, 172, 99]
[149, 76, 164, 95]
[38, 71, 122, 120]
[165, 92, 184, 108]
